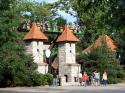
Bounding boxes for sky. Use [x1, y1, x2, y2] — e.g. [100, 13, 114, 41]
[35, 0, 77, 23]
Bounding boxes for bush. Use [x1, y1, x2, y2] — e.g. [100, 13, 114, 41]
[42, 73, 53, 85]
[108, 77, 119, 84]
[14, 77, 23, 86]
[14, 71, 34, 86]
[13, 72, 53, 86]
[29, 71, 44, 86]
[117, 71, 125, 79]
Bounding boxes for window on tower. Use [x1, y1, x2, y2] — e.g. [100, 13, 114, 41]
[37, 49, 39, 52]
[69, 43, 72, 53]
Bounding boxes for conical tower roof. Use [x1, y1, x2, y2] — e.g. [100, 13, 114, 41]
[84, 35, 117, 52]
[56, 25, 79, 42]
[23, 22, 48, 41]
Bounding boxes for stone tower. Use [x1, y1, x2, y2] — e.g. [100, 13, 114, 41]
[23, 22, 48, 74]
[56, 26, 81, 86]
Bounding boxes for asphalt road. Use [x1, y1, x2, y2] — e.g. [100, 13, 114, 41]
[0, 84, 125, 93]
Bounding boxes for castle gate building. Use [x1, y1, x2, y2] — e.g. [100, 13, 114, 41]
[56, 26, 81, 86]
[23, 22, 49, 74]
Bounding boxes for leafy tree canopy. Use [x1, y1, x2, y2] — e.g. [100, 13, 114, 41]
[55, 0, 125, 65]
[78, 41, 125, 83]
[0, 0, 54, 87]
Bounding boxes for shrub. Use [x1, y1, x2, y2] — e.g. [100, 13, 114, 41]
[13, 71, 53, 86]
[117, 71, 125, 79]
[30, 71, 44, 86]
[15, 71, 33, 86]
[43, 73, 53, 85]
[108, 76, 121, 84]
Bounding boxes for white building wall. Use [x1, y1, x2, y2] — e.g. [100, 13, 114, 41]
[25, 41, 48, 74]
[65, 43, 75, 64]
[58, 42, 81, 85]
[37, 64, 48, 74]
[43, 44, 50, 50]
[58, 43, 66, 64]
[32, 41, 43, 63]
[58, 43, 76, 64]
[70, 65, 81, 81]
[38, 42, 44, 63]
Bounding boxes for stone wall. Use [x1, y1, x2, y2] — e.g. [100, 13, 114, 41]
[58, 42, 81, 86]
[59, 43, 76, 64]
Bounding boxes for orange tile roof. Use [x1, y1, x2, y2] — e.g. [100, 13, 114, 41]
[23, 22, 48, 41]
[84, 35, 117, 52]
[56, 25, 79, 42]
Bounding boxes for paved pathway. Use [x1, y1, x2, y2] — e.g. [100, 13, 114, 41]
[0, 84, 125, 93]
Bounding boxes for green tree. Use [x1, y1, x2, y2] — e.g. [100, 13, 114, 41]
[80, 41, 125, 83]
[14, 0, 54, 32]
[56, 0, 116, 45]
[55, 16, 67, 26]
[56, 0, 125, 66]
[0, 0, 50, 87]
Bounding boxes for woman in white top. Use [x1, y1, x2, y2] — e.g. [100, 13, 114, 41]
[94, 70, 100, 86]
[102, 71, 108, 86]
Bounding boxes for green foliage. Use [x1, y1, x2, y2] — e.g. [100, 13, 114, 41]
[6, 71, 54, 86]
[55, 17, 67, 26]
[0, 0, 54, 87]
[56, 0, 125, 66]
[17, 0, 53, 21]
[80, 41, 125, 84]
[25, 71, 43, 86]
[42, 73, 53, 85]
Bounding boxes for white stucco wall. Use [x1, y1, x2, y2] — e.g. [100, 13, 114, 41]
[37, 64, 48, 74]
[31, 41, 43, 63]
[25, 41, 49, 74]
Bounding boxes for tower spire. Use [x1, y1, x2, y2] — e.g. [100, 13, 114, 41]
[56, 25, 79, 42]
[23, 22, 48, 40]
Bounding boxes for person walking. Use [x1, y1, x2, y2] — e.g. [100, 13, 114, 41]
[82, 71, 88, 87]
[90, 72, 95, 86]
[102, 71, 108, 86]
[52, 71, 58, 86]
[79, 73, 83, 86]
[94, 70, 100, 86]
